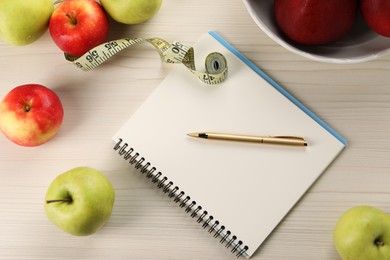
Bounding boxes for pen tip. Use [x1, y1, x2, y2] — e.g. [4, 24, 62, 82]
[187, 133, 198, 138]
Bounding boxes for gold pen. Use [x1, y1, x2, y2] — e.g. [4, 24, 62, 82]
[187, 132, 307, 147]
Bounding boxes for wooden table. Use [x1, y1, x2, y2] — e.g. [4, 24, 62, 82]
[1, 0, 390, 259]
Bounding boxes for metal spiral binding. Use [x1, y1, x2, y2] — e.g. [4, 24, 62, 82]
[114, 138, 249, 257]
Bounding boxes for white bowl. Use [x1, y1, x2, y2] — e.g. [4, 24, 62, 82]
[243, 0, 390, 63]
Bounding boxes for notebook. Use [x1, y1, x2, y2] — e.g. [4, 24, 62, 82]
[112, 31, 346, 258]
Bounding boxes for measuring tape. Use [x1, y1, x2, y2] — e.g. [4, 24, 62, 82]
[65, 37, 228, 85]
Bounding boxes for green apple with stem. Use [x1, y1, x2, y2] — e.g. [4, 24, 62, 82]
[100, 0, 162, 24]
[334, 205, 390, 260]
[45, 167, 115, 236]
[0, 0, 54, 45]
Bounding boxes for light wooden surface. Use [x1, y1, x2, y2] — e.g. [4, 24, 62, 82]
[1, 0, 390, 259]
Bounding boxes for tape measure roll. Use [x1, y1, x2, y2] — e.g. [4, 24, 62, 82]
[65, 37, 228, 85]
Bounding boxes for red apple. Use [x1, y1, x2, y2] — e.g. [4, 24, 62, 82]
[361, 0, 390, 37]
[0, 84, 64, 147]
[274, 0, 357, 45]
[49, 0, 109, 56]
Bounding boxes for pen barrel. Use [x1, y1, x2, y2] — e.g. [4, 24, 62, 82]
[207, 133, 260, 142]
[201, 133, 307, 146]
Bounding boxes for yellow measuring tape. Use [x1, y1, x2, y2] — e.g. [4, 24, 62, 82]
[65, 37, 228, 85]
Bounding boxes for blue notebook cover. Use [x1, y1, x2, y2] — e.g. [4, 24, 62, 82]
[209, 31, 346, 146]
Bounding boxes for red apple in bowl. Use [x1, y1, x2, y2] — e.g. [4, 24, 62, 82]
[274, 0, 358, 45]
[0, 84, 64, 147]
[49, 0, 109, 56]
[361, 0, 390, 37]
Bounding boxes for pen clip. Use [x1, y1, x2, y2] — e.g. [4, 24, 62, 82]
[272, 136, 306, 141]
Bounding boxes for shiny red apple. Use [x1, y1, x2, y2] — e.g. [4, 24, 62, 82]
[274, 0, 358, 45]
[361, 0, 390, 37]
[49, 0, 109, 56]
[0, 84, 64, 146]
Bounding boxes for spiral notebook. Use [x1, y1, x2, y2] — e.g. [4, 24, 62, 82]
[112, 31, 346, 258]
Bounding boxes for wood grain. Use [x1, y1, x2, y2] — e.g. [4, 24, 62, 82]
[1, 0, 390, 259]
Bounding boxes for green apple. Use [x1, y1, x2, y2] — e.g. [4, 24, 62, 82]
[0, 0, 54, 45]
[44, 167, 115, 236]
[334, 205, 390, 260]
[100, 0, 162, 24]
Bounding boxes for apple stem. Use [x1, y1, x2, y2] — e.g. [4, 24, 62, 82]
[24, 105, 31, 112]
[66, 13, 77, 25]
[46, 198, 72, 204]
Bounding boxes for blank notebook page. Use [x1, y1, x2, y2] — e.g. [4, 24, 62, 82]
[112, 32, 346, 258]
